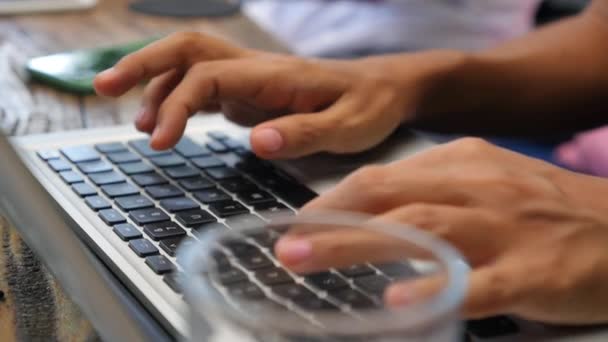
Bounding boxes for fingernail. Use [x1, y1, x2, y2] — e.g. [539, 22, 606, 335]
[275, 237, 312, 265]
[135, 107, 147, 123]
[252, 128, 283, 153]
[97, 67, 118, 79]
[385, 285, 413, 307]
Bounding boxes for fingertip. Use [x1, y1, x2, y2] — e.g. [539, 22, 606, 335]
[250, 126, 284, 159]
[134, 108, 156, 133]
[274, 236, 312, 268]
[384, 284, 412, 307]
[93, 67, 136, 97]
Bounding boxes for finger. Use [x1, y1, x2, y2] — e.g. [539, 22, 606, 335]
[371, 204, 506, 265]
[274, 229, 410, 274]
[94, 32, 245, 97]
[149, 60, 252, 149]
[137, 70, 183, 134]
[302, 165, 475, 215]
[250, 103, 351, 159]
[385, 261, 524, 319]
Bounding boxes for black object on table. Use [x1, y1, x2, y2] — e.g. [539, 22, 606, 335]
[130, 0, 240, 18]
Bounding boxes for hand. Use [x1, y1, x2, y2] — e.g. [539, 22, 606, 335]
[94, 31, 462, 159]
[275, 138, 608, 324]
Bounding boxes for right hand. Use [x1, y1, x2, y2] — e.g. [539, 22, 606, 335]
[94, 31, 460, 159]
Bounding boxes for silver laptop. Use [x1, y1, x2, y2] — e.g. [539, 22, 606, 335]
[1, 114, 606, 341]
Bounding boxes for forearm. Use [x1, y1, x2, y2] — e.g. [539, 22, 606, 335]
[403, 4, 608, 136]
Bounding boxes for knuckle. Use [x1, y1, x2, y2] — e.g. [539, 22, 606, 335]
[348, 165, 388, 188]
[172, 31, 204, 47]
[450, 137, 492, 155]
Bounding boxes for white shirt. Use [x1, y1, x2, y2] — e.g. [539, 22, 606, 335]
[244, 0, 542, 57]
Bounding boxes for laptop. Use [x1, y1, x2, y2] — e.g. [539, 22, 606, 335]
[1, 114, 606, 341]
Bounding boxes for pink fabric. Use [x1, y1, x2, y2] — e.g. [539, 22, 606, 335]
[555, 126, 608, 177]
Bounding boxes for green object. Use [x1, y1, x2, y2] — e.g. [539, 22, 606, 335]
[26, 38, 157, 95]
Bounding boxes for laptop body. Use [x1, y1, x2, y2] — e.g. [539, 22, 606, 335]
[1, 114, 607, 341]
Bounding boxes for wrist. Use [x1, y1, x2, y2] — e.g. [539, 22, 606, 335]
[358, 50, 471, 124]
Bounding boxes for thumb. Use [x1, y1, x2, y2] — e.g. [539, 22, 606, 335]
[250, 98, 354, 159]
[385, 262, 521, 319]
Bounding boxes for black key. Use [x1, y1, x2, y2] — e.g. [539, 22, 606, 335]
[113, 223, 143, 241]
[99, 209, 126, 225]
[254, 268, 293, 285]
[205, 167, 239, 180]
[237, 189, 275, 205]
[146, 184, 184, 199]
[101, 182, 139, 198]
[164, 273, 182, 293]
[175, 209, 216, 227]
[76, 160, 113, 174]
[48, 159, 72, 172]
[193, 188, 230, 203]
[85, 195, 111, 211]
[175, 137, 211, 158]
[218, 266, 248, 285]
[95, 142, 127, 154]
[72, 182, 97, 197]
[238, 251, 274, 270]
[119, 162, 154, 175]
[207, 131, 229, 140]
[179, 177, 214, 191]
[306, 272, 349, 291]
[219, 178, 258, 193]
[146, 255, 175, 274]
[224, 241, 259, 258]
[115, 195, 154, 211]
[245, 168, 317, 208]
[107, 151, 141, 164]
[298, 298, 339, 311]
[129, 208, 170, 226]
[329, 289, 375, 309]
[271, 283, 315, 300]
[191, 156, 225, 169]
[89, 171, 125, 186]
[129, 139, 171, 158]
[159, 236, 186, 256]
[60, 145, 100, 163]
[254, 202, 295, 220]
[220, 138, 243, 150]
[206, 140, 229, 153]
[208, 200, 249, 218]
[144, 222, 187, 241]
[339, 264, 376, 278]
[37, 150, 60, 160]
[225, 215, 266, 231]
[60, 171, 84, 184]
[211, 251, 232, 271]
[373, 262, 418, 280]
[353, 274, 390, 298]
[233, 146, 252, 157]
[129, 239, 159, 257]
[149, 153, 185, 168]
[132, 172, 167, 187]
[165, 165, 199, 179]
[227, 282, 266, 301]
[247, 230, 279, 248]
[466, 317, 519, 338]
[192, 221, 228, 233]
[160, 197, 199, 212]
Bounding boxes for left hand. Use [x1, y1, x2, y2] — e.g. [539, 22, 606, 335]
[274, 138, 608, 324]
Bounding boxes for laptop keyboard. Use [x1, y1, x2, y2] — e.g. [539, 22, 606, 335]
[36, 131, 519, 340]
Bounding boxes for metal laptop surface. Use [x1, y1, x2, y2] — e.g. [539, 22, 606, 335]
[7, 114, 608, 341]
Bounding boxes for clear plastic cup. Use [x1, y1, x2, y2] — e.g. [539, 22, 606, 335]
[179, 212, 468, 342]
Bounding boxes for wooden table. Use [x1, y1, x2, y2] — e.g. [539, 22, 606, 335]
[0, 2, 286, 340]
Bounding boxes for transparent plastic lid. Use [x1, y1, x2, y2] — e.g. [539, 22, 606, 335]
[180, 211, 468, 341]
